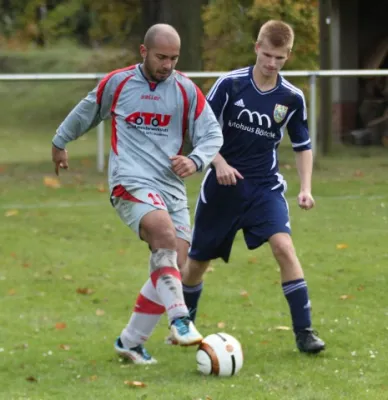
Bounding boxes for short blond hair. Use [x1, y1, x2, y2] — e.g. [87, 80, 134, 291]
[257, 20, 294, 50]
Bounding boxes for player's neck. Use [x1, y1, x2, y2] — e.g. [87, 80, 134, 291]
[252, 65, 278, 92]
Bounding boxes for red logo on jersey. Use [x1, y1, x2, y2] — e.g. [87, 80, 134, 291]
[126, 112, 171, 127]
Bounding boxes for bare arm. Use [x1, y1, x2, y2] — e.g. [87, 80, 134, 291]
[295, 149, 314, 210]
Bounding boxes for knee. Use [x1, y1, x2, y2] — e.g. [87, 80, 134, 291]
[182, 258, 209, 284]
[271, 237, 296, 262]
[144, 225, 177, 250]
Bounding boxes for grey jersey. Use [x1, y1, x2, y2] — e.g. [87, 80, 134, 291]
[52, 64, 223, 200]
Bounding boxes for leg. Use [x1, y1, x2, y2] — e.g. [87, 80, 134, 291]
[242, 183, 325, 354]
[269, 232, 325, 353]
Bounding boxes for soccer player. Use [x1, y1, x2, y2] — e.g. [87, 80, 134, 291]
[180, 20, 325, 353]
[51, 24, 223, 364]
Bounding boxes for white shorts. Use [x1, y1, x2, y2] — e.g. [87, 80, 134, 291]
[111, 185, 191, 243]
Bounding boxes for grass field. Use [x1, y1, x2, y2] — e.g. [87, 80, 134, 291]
[1, 51, 388, 399]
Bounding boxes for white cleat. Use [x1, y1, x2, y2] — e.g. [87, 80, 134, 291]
[170, 317, 203, 346]
[114, 337, 157, 364]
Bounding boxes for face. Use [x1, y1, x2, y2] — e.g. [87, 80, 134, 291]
[254, 38, 290, 78]
[140, 37, 180, 82]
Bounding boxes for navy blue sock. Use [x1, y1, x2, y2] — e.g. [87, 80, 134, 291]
[282, 279, 311, 333]
[183, 282, 203, 322]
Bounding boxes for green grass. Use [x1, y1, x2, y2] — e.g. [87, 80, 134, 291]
[1, 48, 388, 399]
[1, 125, 388, 399]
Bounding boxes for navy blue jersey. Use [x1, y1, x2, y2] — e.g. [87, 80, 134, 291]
[207, 66, 311, 182]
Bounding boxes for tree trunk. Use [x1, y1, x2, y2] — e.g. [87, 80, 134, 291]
[141, 0, 208, 71]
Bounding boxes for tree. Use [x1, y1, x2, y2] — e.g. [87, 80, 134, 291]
[141, 0, 209, 71]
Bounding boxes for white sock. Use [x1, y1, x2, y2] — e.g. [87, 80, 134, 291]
[120, 278, 165, 349]
[149, 248, 189, 325]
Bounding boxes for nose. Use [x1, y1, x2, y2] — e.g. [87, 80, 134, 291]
[268, 57, 276, 68]
[163, 60, 172, 71]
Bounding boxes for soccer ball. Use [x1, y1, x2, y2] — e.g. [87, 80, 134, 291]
[196, 333, 243, 377]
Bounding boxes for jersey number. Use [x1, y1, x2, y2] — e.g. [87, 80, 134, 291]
[148, 193, 166, 207]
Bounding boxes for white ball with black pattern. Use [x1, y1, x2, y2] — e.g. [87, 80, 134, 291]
[196, 332, 243, 377]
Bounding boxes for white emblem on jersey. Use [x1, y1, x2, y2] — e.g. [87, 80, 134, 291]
[273, 104, 288, 123]
[237, 109, 272, 128]
[234, 99, 245, 107]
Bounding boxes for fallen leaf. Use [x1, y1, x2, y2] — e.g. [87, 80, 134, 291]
[97, 184, 106, 193]
[8, 289, 16, 296]
[76, 288, 94, 295]
[217, 321, 226, 329]
[0, 166, 7, 173]
[43, 176, 61, 189]
[118, 249, 126, 255]
[240, 290, 249, 297]
[95, 309, 105, 316]
[5, 209, 19, 217]
[283, 164, 292, 170]
[124, 380, 147, 388]
[339, 294, 354, 300]
[10, 252, 17, 258]
[357, 285, 365, 291]
[55, 322, 67, 330]
[248, 256, 258, 264]
[59, 344, 70, 351]
[22, 262, 30, 268]
[206, 267, 215, 273]
[89, 375, 98, 382]
[353, 170, 364, 177]
[205, 396, 213, 400]
[26, 376, 38, 382]
[63, 275, 73, 281]
[274, 326, 291, 331]
[259, 340, 270, 345]
[336, 243, 348, 250]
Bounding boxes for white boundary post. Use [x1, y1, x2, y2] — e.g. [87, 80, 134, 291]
[309, 74, 317, 158]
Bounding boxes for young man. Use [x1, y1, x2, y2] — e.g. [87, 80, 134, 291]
[180, 20, 325, 353]
[51, 24, 223, 364]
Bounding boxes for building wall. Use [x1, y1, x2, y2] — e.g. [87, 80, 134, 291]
[329, 0, 388, 139]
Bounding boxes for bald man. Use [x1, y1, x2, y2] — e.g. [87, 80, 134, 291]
[51, 24, 223, 364]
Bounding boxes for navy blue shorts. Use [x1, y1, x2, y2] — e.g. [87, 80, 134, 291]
[189, 169, 291, 263]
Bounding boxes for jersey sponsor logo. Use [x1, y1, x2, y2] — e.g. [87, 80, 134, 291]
[234, 99, 245, 107]
[126, 112, 171, 127]
[273, 104, 288, 123]
[141, 94, 161, 101]
[237, 108, 272, 128]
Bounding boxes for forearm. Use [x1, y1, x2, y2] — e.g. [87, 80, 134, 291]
[295, 149, 313, 192]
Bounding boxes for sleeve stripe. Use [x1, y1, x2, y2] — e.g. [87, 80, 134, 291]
[292, 139, 311, 148]
[207, 69, 249, 101]
[194, 84, 206, 120]
[96, 65, 136, 105]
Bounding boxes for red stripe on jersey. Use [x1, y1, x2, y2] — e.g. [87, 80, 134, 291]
[176, 81, 189, 155]
[96, 65, 136, 105]
[134, 293, 165, 315]
[150, 267, 182, 288]
[112, 185, 143, 203]
[194, 84, 206, 120]
[110, 75, 134, 155]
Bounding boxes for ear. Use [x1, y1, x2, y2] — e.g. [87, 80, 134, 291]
[140, 44, 147, 60]
[254, 42, 260, 55]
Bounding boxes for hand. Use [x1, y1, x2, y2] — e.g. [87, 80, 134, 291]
[170, 155, 197, 178]
[52, 145, 69, 175]
[214, 160, 243, 185]
[298, 190, 315, 210]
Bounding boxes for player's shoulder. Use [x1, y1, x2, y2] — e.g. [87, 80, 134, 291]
[100, 64, 138, 86]
[279, 76, 306, 103]
[217, 67, 251, 84]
